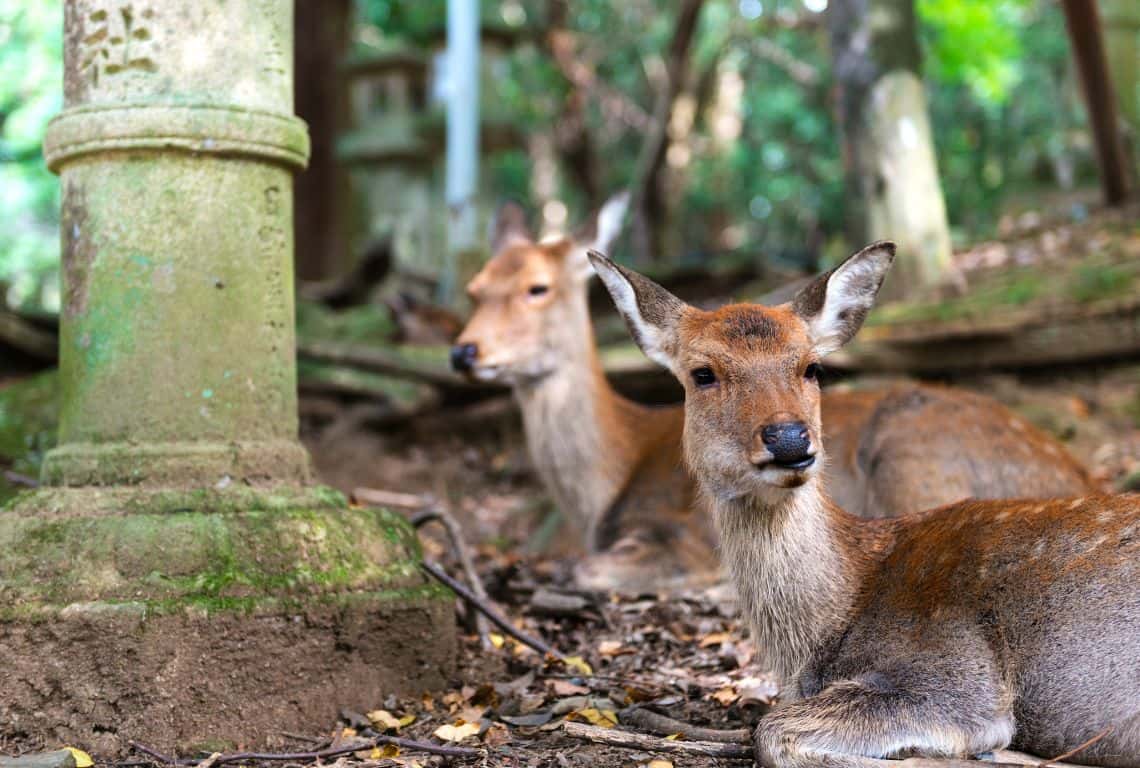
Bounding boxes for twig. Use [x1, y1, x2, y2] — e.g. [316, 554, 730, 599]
[410, 503, 493, 649]
[561, 721, 752, 759]
[421, 560, 565, 660]
[277, 732, 325, 745]
[1037, 727, 1114, 768]
[130, 735, 481, 765]
[354, 487, 428, 510]
[127, 742, 195, 766]
[619, 707, 750, 743]
[990, 751, 1099, 768]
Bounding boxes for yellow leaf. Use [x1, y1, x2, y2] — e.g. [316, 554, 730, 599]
[568, 708, 618, 728]
[398, 714, 416, 728]
[699, 632, 731, 648]
[562, 655, 593, 675]
[665, 733, 682, 741]
[64, 748, 94, 768]
[367, 709, 404, 731]
[433, 720, 482, 742]
[489, 633, 506, 649]
[369, 744, 400, 759]
[710, 686, 738, 706]
[648, 761, 674, 768]
[341, 727, 358, 738]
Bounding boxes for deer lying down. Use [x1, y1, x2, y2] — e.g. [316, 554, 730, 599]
[590, 243, 1139, 768]
[451, 196, 1092, 593]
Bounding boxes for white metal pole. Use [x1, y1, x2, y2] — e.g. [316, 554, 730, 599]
[444, 0, 480, 300]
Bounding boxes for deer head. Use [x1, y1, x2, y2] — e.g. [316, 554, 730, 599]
[451, 193, 629, 384]
[588, 242, 895, 503]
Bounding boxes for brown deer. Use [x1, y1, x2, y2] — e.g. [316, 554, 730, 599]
[590, 243, 1139, 767]
[453, 199, 1092, 593]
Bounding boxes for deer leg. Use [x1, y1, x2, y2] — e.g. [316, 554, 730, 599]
[754, 677, 1015, 768]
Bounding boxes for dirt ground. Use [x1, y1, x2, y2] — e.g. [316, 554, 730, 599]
[272, 360, 1140, 768]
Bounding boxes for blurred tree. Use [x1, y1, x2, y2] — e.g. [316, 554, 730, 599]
[1061, 0, 1130, 205]
[295, 0, 352, 282]
[0, 0, 1118, 303]
[828, 0, 954, 298]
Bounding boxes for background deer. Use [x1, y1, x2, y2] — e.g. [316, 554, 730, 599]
[590, 244, 1139, 767]
[452, 197, 1092, 593]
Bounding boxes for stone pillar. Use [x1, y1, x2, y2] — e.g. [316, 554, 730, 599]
[0, 0, 453, 754]
[43, 0, 310, 486]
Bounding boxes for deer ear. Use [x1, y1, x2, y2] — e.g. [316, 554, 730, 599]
[791, 241, 895, 356]
[488, 201, 534, 253]
[588, 249, 687, 373]
[568, 191, 630, 279]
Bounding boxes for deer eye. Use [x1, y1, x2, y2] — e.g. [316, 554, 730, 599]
[804, 362, 822, 382]
[691, 367, 718, 388]
[527, 284, 549, 297]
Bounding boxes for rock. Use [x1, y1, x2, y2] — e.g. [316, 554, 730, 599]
[0, 750, 77, 768]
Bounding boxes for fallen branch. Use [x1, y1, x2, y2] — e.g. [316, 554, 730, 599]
[421, 560, 565, 660]
[411, 504, 493, 648]
[129, 734, 481, 765]
[355, 487, 429, 509]
[0, 308, 58, 361]
[619, 707, 750, 743]
[2, 468, 40, 488]
[561, 721, 752, 759]
[297, 341, 486, 391]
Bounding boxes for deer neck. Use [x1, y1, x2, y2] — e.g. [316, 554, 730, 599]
[712, 475, 882, 692]
[513, 293, 637, 546]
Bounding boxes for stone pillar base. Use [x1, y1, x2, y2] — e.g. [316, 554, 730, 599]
[0, 487, 455, 754]
[41, 440, 314, 487]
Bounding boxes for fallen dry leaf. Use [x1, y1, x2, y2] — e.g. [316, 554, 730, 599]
[367, 709, 413, 732]
[63, 749, 94, 768]
[710, 686, 738, 706]
[648, 761, 674, 768]
[567, 707, 618, 728]
[597, 640, 626, 656]
[549, 679, 590, 696]
[433, 720, 482, 742]
[561, 655, 593, 676]
[483, 721, 511, 747]
[368, 744, 400, 759]
[699, 632, 731, 648]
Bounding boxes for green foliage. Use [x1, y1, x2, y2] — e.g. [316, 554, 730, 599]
[0, 0, 1106, 298]
[0, 2, 62, 309]
[918, 0, 1025, 105]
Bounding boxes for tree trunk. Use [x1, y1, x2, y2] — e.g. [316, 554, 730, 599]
[544, 0, 601, 209]
[827, 0, 953, 300]
[294, 0, 351, 281]
[630, 0, 705, 266]
[1101, 0, 1139, 185]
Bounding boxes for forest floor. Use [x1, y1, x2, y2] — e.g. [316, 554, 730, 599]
[283, 358, 1140, 768]
[4, 202, 1139, 767]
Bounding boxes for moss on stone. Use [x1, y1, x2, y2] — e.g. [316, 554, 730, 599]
[0, 488, 443, 615]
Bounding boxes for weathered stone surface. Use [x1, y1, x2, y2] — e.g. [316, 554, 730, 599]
[0, 487, 456, 751]
[0, 751, 76, 768]
[42, 0, 311, 487]
[2, 0, 454, 754]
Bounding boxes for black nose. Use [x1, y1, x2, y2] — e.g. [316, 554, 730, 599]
[450, 343, 478, 373]
[760, 421, 813, 466]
